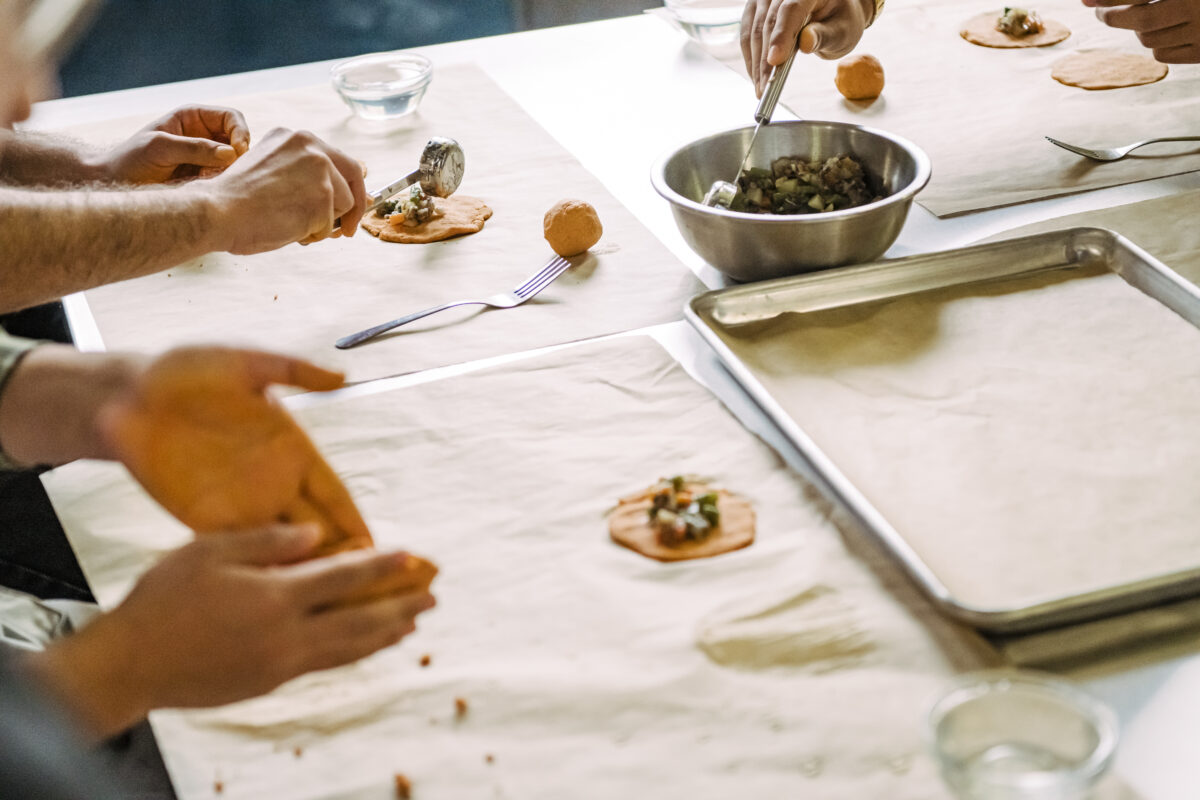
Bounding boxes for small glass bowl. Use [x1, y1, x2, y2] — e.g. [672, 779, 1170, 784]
[330, 52, 432, 121]
[663, 0, 743, 47]
[926, 671, 1119, 800]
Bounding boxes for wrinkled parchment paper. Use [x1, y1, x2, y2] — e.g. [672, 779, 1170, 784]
[705, 259, 1200, 615]
[706, 0, 1200, 216]
[63, 64, 701, 380]
[44, 336, 1015, 800]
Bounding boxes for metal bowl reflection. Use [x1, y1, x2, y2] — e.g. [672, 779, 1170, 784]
[651, 121, 931, 282]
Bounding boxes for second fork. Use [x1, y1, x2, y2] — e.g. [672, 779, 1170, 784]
[335, 255, 572, 349]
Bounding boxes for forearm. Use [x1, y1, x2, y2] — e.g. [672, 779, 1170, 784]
[19, 617, 150, 741]
[0, 344, 145, 467]
[0, 130, 107, 186]
[0, 184, 223, 312]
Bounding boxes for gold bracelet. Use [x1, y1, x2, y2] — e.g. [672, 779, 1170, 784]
[869, 0, 886, 27]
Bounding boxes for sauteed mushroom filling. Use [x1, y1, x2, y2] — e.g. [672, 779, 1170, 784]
[731, 154, 880, 215]
[996, 7, 1044, 36]
[380, 184, 440, 227]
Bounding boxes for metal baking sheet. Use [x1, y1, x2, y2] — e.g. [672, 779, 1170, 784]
[687, 228, 1200, 634]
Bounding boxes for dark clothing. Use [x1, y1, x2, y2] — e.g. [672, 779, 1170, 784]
[0, 648, 125, 800]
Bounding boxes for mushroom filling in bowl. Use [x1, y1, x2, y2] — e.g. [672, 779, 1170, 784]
[731, 154, 881, 215]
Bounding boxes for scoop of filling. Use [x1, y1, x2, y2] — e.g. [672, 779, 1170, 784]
[647, 476, 721, 547]
[379, 185, 439, 227]
[996, 7, 1043, 36]
[730, 154, 880, 215]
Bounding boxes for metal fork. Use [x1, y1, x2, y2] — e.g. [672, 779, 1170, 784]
[335, 255, 572, 349]
[1045, 135, 1200, 162]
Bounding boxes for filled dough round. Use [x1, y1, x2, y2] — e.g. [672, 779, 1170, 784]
[609, 486, 755, 562]
[362, 195, 493, 243]
[960, 11, 1070, 48]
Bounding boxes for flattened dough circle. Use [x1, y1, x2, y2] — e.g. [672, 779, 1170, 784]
[960, 12, 1070, 48]
[609, 488, 755, 562]
[1051, 50, 1168, 90]
[362, 195, 493, 243]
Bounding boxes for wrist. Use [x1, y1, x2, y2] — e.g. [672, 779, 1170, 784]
[187, 181, 234, 254]
[21, 618, 151, 741]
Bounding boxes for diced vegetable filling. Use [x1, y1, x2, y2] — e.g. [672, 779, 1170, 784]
[730, 154, 880, 215]
[647, 476, 721, 547]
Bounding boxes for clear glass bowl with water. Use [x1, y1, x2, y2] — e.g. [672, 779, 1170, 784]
[663, 0, 743, 47]
[927, 671, 1119, 800]
[331, 52, 432, 121]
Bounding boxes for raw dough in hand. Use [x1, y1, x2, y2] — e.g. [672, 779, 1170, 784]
[361, 195, 493, 243]
[609, 484, 755, 562]
[1051, 50, 1168, 90]
[960, 11, 1070, 48]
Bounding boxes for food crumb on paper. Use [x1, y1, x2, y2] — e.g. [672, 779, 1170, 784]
[213, 779, 224, 794]
[454, 697, 469, 718]
[419, 653, 431, 667]
[293, 746, 303, 758]
[485, 753, 495, 765]
[273, 294, 278, 301]
[393, 773, 412, 799]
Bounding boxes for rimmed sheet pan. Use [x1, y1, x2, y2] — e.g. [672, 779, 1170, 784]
[688, 228, 1200, 633]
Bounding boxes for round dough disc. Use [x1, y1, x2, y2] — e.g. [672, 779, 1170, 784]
[960, 12, 1070, 48]
[1051, 50, 1168, 90]
[608, 488, 755, 562]
[362, 195, 493, 243]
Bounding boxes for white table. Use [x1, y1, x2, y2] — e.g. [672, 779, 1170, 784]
[26, 13, 1200, 799]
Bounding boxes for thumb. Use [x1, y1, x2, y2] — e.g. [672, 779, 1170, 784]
[152, 133, 238, 168]
[207, 523, 325, 567]
[799, 24, 821, 53]
[802, 21, 859, 59]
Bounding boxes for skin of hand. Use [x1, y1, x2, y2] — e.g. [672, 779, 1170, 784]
[1085, 0, 1200, 63]
[741, 0, 876, 96]
[90, 105, 252, 184]
[95, 346, 375, 555]
[22, 524, 437, 740]
[200, 126, 369, 253]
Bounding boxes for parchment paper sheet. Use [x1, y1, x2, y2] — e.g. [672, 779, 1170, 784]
[707, 0, 1200, 216]
[44, 336, 1009, 800]
[65, 65, 701, 381]
[987, 188, 1200, 287]
[709, 263, 1200, 613]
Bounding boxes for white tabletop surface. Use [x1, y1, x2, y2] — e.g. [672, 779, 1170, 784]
[25, 13, 1200, 799]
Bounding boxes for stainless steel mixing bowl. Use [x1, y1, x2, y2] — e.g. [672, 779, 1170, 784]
[651, 121, 931, 282]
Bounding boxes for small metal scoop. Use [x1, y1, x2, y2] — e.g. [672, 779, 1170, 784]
[703, 40, 801, 209]
[369, 136, 464, 208]
[336, 137, 464, 229]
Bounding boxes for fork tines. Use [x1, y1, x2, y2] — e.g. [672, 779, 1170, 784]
[516, 256, 571, 298]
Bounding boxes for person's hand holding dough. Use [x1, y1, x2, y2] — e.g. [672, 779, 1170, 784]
[98, 346, 373, 555]
[1086, 0, 1200, 62]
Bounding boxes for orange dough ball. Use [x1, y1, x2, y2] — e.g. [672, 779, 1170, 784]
[543, 199, 603, 257]
[835, 54, 885, 100]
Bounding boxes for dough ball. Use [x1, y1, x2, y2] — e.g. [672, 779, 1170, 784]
[835, 54, 885, 101]
[543, 199, 603, 257]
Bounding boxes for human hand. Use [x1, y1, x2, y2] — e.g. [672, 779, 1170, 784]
[95, 106, 251, 184]
[1086, 0, 1200, 63]
[742, 0, 876, 96]
[27, 525, 437, 738]
[199, 127, 369, 254]
[97, 346, 372, 556]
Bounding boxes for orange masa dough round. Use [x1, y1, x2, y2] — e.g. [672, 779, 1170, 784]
[362, 195, 492, 243]
[1051, 50, 1168, 90]
[835, 54, 885, 100]
[543, 199, 603, 257]
[960, 11, 1070, 47]
[609, 486, 755, 562]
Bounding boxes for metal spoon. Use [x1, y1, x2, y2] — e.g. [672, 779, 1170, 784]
[704, 41, 800, 209]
